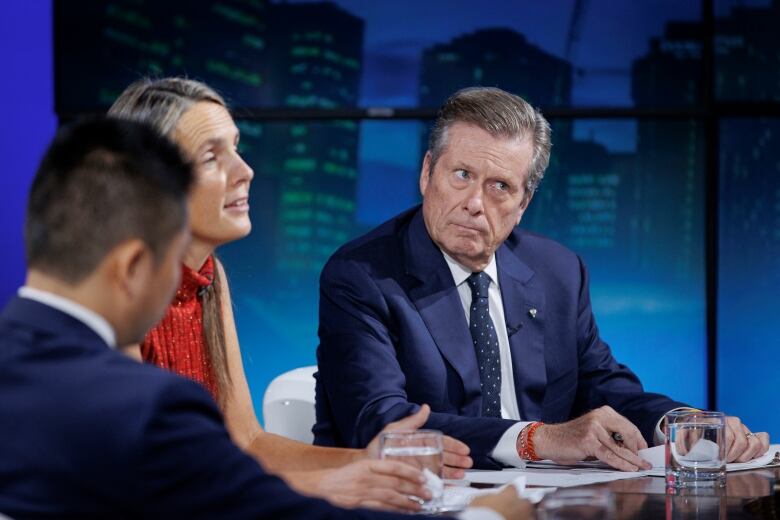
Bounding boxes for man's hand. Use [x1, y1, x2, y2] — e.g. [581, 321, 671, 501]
[312, 459, 430, 512]
[470, 486, 535, 520]
[530, 406, 652, 472]
[365, 404, 473, 478]
[723, 416, 770, 463]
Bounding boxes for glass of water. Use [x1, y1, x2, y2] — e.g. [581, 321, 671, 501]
[380, 429, 444, 512]
[665, 410, 726, 488]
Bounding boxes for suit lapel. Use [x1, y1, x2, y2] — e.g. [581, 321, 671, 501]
[496, 243, 547, 421]
[404, 210, 483, 414]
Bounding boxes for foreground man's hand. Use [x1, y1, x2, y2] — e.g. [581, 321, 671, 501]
[723, 416, 770, 463]
[365, 404, 473, 479]
[471, 486, 535, 520]
[530, 406, 652, 472]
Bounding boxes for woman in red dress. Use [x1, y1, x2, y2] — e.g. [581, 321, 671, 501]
[108, 78, 471, 512]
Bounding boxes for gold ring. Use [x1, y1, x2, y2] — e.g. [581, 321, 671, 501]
[746, 432, 757, 438]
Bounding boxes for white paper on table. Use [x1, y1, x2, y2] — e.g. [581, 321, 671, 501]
[443, 475, 556, 510]
[638, 443, 780, 477]
[464, 467, 650, 488]
[464, 469, 527, 485]
[459, 443, 780, 490]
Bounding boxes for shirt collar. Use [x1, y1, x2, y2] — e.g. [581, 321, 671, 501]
[441, 250, 499, 288]
[18, 286, 117, 348]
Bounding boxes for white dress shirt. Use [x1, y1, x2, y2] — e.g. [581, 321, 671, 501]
[442, 253, 530, 467]
[18, 286, 117, 348]
[442, 253, 673, 466]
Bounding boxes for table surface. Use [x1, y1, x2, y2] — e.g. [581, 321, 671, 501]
[557, 467, 780, 519]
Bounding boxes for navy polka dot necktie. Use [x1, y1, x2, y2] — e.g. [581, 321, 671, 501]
[466, 272, 502, 418]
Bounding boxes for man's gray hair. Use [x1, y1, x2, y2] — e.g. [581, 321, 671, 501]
[428, 87, 552, 201]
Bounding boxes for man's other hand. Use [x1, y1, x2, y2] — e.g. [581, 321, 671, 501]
[723, 416, 770, 463]
[365, 404, 473, 478]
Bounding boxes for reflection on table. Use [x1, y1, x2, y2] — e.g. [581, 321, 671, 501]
[527, 467, 778, 519]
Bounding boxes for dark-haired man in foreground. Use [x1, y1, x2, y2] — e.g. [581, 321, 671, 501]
[0, 117, 527, 519]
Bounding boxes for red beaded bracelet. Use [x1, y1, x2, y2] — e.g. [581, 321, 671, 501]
[518, 421, 544, 461]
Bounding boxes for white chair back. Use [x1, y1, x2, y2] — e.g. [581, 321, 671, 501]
[262, 366, 317, 444]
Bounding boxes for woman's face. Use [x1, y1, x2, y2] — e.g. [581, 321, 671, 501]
[174, 101, 254, 249]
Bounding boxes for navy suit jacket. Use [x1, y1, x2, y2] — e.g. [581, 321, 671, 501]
[314, 207, 687, 468]
[0, 296, 413, 519]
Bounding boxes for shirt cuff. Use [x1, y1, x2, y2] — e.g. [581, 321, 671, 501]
[654, 407, 700, 445]
[458, 507, 506, 520]
[490, 421, 533, 467]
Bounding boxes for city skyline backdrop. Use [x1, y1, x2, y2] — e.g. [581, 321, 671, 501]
[50, 0, 780, 438]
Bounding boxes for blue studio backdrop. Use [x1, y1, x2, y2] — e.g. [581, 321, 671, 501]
[2, 0, 778, 438]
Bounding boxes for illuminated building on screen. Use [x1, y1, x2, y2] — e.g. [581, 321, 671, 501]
[418, 28, 570, 108]
[263, 3, 364, 281]
[716, 0, 780, 102]
[720, 120, 780, 276]
[56, 0, 271, 110]
[632, 21, 704, 283]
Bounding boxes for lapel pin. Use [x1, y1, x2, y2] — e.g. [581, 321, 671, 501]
[528, 308, 537, 319]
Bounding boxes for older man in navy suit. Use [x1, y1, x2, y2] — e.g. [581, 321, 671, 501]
[0, 118, 526, 519]
[314, 87, 770, 470]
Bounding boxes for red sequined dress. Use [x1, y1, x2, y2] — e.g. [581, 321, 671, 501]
[141, 255, 219, 400]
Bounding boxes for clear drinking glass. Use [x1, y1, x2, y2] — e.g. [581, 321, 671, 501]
[665, 410, 726, 488]
[379, 429, 444, 512]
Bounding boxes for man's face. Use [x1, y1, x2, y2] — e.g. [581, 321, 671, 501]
[420, 122, 534, 271]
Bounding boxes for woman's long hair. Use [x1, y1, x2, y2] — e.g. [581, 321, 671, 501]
[109, 78, 232, 406]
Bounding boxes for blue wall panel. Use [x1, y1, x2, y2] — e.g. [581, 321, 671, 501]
[0, 1, 57, 305]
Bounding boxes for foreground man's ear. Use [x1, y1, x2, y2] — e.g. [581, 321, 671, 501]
[109, 239, 154, 301]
